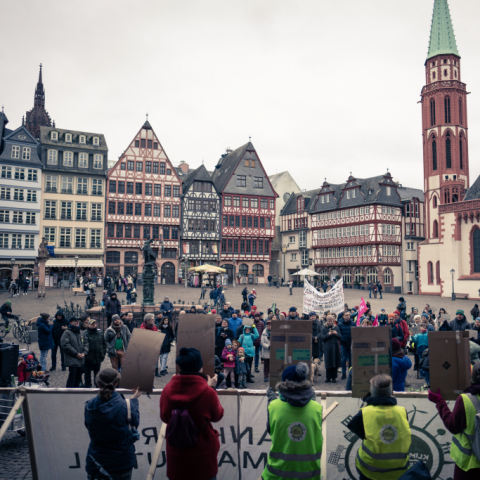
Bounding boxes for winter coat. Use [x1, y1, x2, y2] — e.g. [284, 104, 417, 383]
[470, 306, 480, 319]
[160, 374, 224, 480]
[337, 318, 355, 348]
[140, 322, 158, 332]
[239, 325, 259, 357]
[221, 346, 236, 368]
[470, 340, 480, 364]
[160, 326, 175, 354]
[392, 355, 412, 392]
[253, 318, 264, 347]
[439, 320, 452, 331]
[160, 301, 174, 315]
[228, 316, 242, 335]
[390, 323, 404, 343]
[51, 310, 68, 343]
[215, 327, 234, 357]
[412, 331, 429, 350]
[235, 357, 248, 375]
[124, 319, 136, 334]
[105, 297, 122, 317]
[220, 308, 231, 320]
[311, 319, 323, 358]
[60, 325, 89, 367]
[241, 287, 248, 299]
[449, 315, 471, 331]
[0, 302, 12, 316]
[378, 314, 388, 326]
[83, 328, 106, 365]
[397, 319, 410, 347]
[104, 323, 131, 356]
[260, 329, 271, 359]
[85, 391, 139, 475]
[36, 316, 54, 351]
[320, 325, 342, 369]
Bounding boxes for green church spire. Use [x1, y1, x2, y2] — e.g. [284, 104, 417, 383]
[427, 0, 460, 60]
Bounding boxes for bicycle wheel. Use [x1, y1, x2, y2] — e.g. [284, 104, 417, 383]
[12, 325, 22, 341]
[0, 325, 6, 338]
[23, 330, 31, 344]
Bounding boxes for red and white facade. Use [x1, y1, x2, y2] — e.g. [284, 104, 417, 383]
[105, 121, 182, 283]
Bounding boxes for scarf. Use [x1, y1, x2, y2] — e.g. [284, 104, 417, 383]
[161, 324, 168, 329]
[112, 323, 122, 337]
[69, 325, 81, 332]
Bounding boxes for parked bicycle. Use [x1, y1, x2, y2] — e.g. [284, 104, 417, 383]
[11, 316, 31, 344]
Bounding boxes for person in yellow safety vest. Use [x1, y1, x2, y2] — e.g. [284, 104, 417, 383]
[262, 362, 323, 480]
[347, 374, 411, 480]
[428, 363, 480, 479]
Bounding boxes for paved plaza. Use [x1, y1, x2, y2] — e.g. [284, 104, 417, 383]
[1, 284, 478, 478]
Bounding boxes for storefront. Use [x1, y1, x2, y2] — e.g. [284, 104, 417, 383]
[0, 262, 36, 291]
[45, 258, 104, 288]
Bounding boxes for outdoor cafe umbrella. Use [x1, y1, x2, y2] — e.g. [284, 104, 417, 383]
[189, 264, 226, 273]
[291, 268, 320, 277]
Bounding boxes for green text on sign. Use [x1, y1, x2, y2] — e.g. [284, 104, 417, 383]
[276, 349, 284, 360]
[358, 355, 390, 367]
[293, 349, 311, 361]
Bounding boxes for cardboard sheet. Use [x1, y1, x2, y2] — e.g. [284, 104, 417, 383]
[429, 331, 470, 400]
[176, 314, 215, 378]
[119, 329, 165, 393]
[351, 327, 391, 398]
[269, 320, 312, 388]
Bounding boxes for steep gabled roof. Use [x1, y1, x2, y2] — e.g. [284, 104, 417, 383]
[212, 142, 250, 193]
[427, 0, 460, 60]
[281, 188, 321, 215]
[397, 186, 425, 202]
[182, 164, 214, 193]
[464, 175, 480, 201]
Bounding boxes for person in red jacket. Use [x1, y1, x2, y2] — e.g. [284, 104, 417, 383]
[160, 347, 224, 480]
[139, 313, 158, 332]
[393, 310, 409, 348]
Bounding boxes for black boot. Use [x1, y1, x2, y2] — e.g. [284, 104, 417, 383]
[155, 367, 162, 377]
[49, 366, 56, 372]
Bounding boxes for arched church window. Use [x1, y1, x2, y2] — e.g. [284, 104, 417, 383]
[433, 220, 438, 238]
[446, 134, 452, 168]
[444, 97, 451, 123]
[432, 140, 437, 171]
[430, 99, 435, 126]
[436, 261, 440, 285]
[428, 262, 433, 284]
[433, 196, 437, 208]
[459, 99, 463, 125]
[473, 229, 480, 273]
[460, 137, 464, 170]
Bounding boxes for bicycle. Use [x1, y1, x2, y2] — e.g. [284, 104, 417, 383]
[11, 316, 31, 344]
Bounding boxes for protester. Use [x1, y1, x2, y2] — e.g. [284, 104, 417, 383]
[158, 317, 175, 377]
[160, 296, 174, 318]
[470, 304, 480, 321]
[288, 306, 300, 320]
[36, 313, 54, 372]
[140, 313, 158, 331]
[348, 374, 411, 479]
[378, 308, 388, 326]
[227, 311, 242, 337]
[238, 324, 259, 383]
[85, 368, 142, 480]
[253, 314, 265, 373]
[123, 312, 136, 333]
[105, 292, 122, 328]
[83, 319, 107, 388]
[311, 312, 323, 361]
[215, 319, 234, 358]
[221, 339, 236, 388]
[248, 290, 256, 307]
[413, 323, 429, 374]
[321, 315, 342, 383]
[50, 309, 68, 371]
[394, 310, 409, 348]
[397, 296, 407, 320]
[61, 317, 89, 388]
[160, 347, 223, 480]
[260, 319, 271, 382]
[450, 310, 471, 331]
[263, 363, 322, 480]
[338, 311, 355, 379]
[391, 338, 412, 392]
[419, 348, 430, 387]
[428, 363, 480, 479]
[105, 315, 131, 372]
[220, 304, 231, 320]
[236, 347, 248, 388]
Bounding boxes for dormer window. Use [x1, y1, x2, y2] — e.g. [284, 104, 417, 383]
[443, 59, 447, 64]
[93, 137, 99, 146]
[51, 131, 58, 141]
[11, 146, 20, 159]
[386, 186, 391, 196]
[79, 135, 86, 144]
[326, 195, 330, 203]
[65, 133, 72, 143]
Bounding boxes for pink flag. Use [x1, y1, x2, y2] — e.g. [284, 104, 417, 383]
[372, 315, 379, 327]
[356, 297, 367, 326]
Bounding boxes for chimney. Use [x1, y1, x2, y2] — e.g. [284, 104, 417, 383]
[179, 160, 189, 173]
[226, 147, 233, 154]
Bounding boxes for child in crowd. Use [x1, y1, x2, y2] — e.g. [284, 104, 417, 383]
[221, 339, 236, 388]
[260, 319, 271, 382]
[412, 323, 429, 379]
[238, 325, 258, 383]
[236, 347, 248, 388]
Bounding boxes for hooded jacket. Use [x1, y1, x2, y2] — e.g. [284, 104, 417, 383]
[337, 317, 355, 347]
[83, 328, 107, 365]
[392, 355, 412, 392]
[221, 346, 236, 368]
[85, 391, 139, 475]
[51, 310, 69, 343]
[105, 295, 121, 316]
[449, 315, 471, 332]
[260, 328, 271, 359]
[160, 374, 224, 480]
[139, 322, 158, 332]
[104, 322, 131, 357]
[60, 324, 89, 367]
[239, 325, 259, 357]
[160, 301, 174, 315]
[160, 325, 175, 354]
[36, 316, 54, 351]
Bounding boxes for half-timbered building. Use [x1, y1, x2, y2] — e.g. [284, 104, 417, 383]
[105, 120, 182, 283]
[180, 164, 221, 266]
[212, 142, 277, 285]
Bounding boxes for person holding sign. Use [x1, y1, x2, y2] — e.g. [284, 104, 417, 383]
[347, 374, 411, 480]
[262, 363, 322, 480]
[321, 315, 342, 383]
[428, 363, 480, 479]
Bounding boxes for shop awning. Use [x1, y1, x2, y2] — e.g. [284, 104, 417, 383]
[46, 259, 75, 267]
[77, 259, 104, 268]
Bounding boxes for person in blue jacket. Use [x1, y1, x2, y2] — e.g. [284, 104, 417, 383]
[85, 368, 142, 480]
[238, 325, 259, 383]
[412, 324, 429, 367]
[391, 338, 412, 392]
[37, 313, 54, 371]
[337, 311, 355, 379]
[228, 311, 242, 337]
[160, 296, 174, 318]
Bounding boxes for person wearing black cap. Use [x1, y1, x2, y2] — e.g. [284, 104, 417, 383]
[105, 292, 121, 328]
[160, 348, 223, 480]
[288, 307, 300, 320]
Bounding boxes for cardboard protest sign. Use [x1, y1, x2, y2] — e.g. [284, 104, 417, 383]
[119, 328, 165, 393]
[429, 331, 471, 400]
[351, 327, 391, 398]
[242, 317, 254, 326]
[303, 278, 344, 316]
[176, 313, 215, 378]
[270, 320, 312, 388]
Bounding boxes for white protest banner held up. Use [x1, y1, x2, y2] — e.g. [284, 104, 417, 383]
[303, 278, 345, 316]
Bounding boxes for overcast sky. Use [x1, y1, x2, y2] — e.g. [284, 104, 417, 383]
[2, 0, 479, 192]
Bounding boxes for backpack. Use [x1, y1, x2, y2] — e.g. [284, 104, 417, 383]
[166, 409, 201, 448]
[465, 393, 480, 461]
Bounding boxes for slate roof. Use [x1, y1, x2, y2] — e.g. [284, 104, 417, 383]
[212, 142, 250, 193]
[0, 125, 43, 168]
[269, 171, 288, 187]
[427, 0, 459, 60]
[39, 126, 108, 151]
[464, 175, 480, 201]
[397, 186, 424, 202]
[281, 188, 321, 215]
[182, 164, 214, 193]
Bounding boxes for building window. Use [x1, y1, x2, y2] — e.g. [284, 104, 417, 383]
[44, 227, 55, 244]
[27, 169, 37, 181]
[136, 162, 143, 172]
[135, 203, 142, 215]
[253, 177, 263, 188]
[224, 196, 231, 206]
[107, 224, 115, 237]
[384, 268, 392, 285]
[133, 225, 140, 238]
[91, 229, 101, 248]
[44, 200, 56, 219]
[60, 228, 71, 247]
[427, 261, 434, 284]
[94, 154, 103, 169]
[127, 161, 134, 171]
[253, 264, 264, 277]
[435, 261, 440, 285]
[302, 250, 309, 265]
[22, 147, 31, 160]
[14, 168, 25, 180]
[46, 149, 57, 165]
[460, 138, 464, 170]
[13, 189, 24, 201]
[51, 131, 58, 141]
[430, 99, 436, 126]
[1, 166, 11, 179]
[79, 152, 88, 168]
[91, 204, 102, 221]
[118, 181, 125, 194]
[432, 140, 437, 170]
[444, 96, 451, 123]
[25, 212, 36, 225]
[11, 145, 20, 159]
[446, 134, 452, 168]
[165, 185, 171, 197]
[108, 202, 116, 214]
[116, 224, 123, 237]
[0, 187, 10, 200]
[172, 205, 179, 218]
[366, 268, 377, 283]
[61, 151, 73, 167]
[124, 251, 137, 263]
[144, 204, 152, 216]
[93, 137, 100, 146]
[432, 220, 439, 238]
[11, 234, 22, 249]
[154, 204, 160, 217]
[163, 226, 170, 240]
[61, 176, 73, 194]
[291, 253, 297, 261]
[75, 229, 86, 248]
[106, 251, 120, 263]
[386, 186, 391, 196]
[65, 133, 72, 143]
[160, 163, 166, 174]
[173, 185, 180, 197]
[342, 269, 351, 285]
[299, 231, 306, 247]
[236, 175, 246, 187]
[92, 179, 102, 195]
[60, 201, 72, 220]
[354, 270, 363, 284]
[164, 205, 171, 217]
[134, 183, 142, 195]
[79, 135, 86, 144]
[0, 210, 9, 223]
[109, 180, 116, 193]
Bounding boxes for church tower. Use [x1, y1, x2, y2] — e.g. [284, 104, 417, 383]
[421, 0, 469, 241]
[24, 64, 52, 139]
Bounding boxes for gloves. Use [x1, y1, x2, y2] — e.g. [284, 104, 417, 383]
[428, 388, 443, 404]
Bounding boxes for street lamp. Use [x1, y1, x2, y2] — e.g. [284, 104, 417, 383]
[10, 258, 15, 282]
[296, 264, 300, 288]
[451, 268, 456, 301]
[74, 256, 79, 288]
[276, 259, 280, 289]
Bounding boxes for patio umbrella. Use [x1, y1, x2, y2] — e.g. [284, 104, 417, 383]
[291, 268, 320, 276]
[189, 264, 226, 273]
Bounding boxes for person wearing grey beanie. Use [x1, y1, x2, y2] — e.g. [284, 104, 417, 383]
[347, 375, 411, 479]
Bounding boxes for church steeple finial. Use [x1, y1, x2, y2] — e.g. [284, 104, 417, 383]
[427, 0, 459, 60]
[38, 63, 43, 84]
[24, 63, 52, 138]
